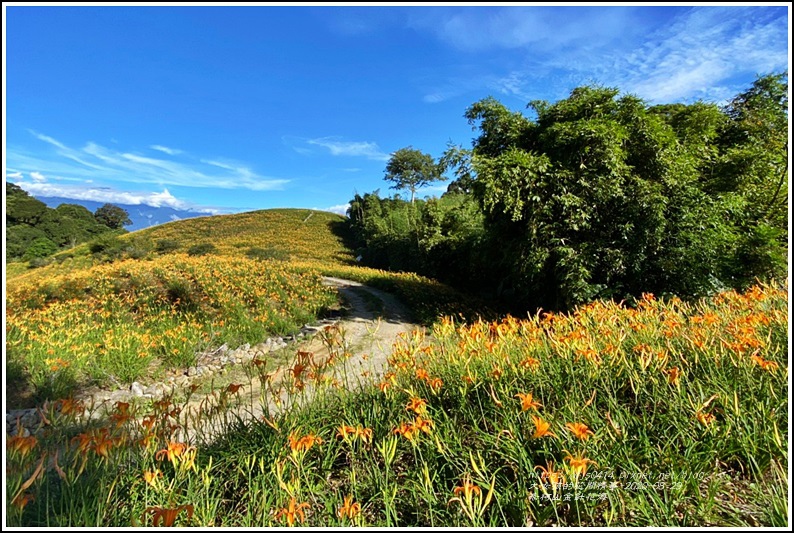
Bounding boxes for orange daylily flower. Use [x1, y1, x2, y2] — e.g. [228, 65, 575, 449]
[225, 383, 243, 394]
[428, 377, 443, 390]
[413, 416, 434, 434]
[564, 452, 597, 478]
[92, 429, 118, 458]
[531, 416, 557, 439]
[406, 397, 428, 414]
[696, 411, 716, 426]
[535, 461, 566, 493]
[337, 494, 362, 520]
[355, 426, 373, 443]
[665, 367, 681, 386]
[109, 411, 132, 428]
[141, 414, 158, 432]
[519, 357, 541, 370]
[751, 354, 779, 372]
[453, 474, 482, 498]
[155, 441, 194, 463]
[71, 432, 93, 455]
[145, 504, 194, 527]
[12, 492, 35, 511]
[393, 422, 417, 442]
[565, 422, 594, 441]
[515, 392, 542, 411]
[56, 398, 84, 416]
[275, 498, 310, 526]
[7, 435, 38, 458]
[143, 469, 163, 487]
[287, 432, 323, 454]
[337, 425, 356, 440]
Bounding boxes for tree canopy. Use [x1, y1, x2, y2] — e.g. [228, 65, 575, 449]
[348, 74, 788, 312]
[384, 147, 445, 204]
[94, 203, 132, 229]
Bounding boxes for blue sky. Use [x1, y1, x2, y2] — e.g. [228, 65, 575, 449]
[4, 4, 790, 216]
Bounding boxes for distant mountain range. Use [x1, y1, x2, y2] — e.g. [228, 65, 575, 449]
[34, 196, 215, 232]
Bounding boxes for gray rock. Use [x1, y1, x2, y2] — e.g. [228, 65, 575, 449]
[130, 382, 145, 397]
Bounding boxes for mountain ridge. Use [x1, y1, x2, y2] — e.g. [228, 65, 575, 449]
[33, 195, 215, 231]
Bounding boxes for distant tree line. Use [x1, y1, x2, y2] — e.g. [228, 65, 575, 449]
[347, 73, 788, 313]
[6, 182, 132, 263]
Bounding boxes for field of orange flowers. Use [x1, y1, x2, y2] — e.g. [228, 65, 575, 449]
[7, 281, 788, 526]
[6, 254, 336, 402]
[6, 209, 485, 406]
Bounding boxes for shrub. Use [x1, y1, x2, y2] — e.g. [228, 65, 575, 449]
[187, 243, 217, 256]
[23, 236, 58, 261]
[246, 246, 290, 262]
[155, 239, 180, 254]
[89, 234, 125, 257]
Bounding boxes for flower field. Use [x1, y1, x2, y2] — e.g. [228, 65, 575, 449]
[6, 254, 336, 402]
[6, 281, 788, 526]
[6, 208, 486, 405]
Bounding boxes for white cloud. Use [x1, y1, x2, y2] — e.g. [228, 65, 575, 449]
[8, 132, 290, 192]
[322, 204, 350, 216]
[614, 7, 789, 103]
[411, 7, 638, 53]
[10, 178, 220, 214]
[413, 6, 787, 106]
[30, 171, 47, 182]
[306, 137, 390, 161]
[150, 144, 183, 155]
[424, 92, 451, 104]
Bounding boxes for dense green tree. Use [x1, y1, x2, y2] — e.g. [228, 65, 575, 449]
[6, 183, 47, 225]
[5, 184, 120, 261]
[23, 236, 58, 261]
[6, 225, 48, 261]
[349, 75, 788, 312]
[384, 147, 445, 204]
[94, 203, 132, 229]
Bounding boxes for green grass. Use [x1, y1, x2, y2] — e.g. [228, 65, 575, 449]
[7, 282, 788, 527]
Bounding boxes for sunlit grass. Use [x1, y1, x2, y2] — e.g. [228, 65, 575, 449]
[6, 254, 336, 402]
[7, 281, 788, 527]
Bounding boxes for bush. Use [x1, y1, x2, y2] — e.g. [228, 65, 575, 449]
[246, 246, 290, 262]
[28, 256, 55, 269]
[155, 239, 180, 254]
[187, 242, 217, 256]
[89, 234, 125, 256]
[23, 236, 58, 261]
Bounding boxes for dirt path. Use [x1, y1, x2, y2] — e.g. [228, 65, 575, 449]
[180, 277, 422, 443]
[7, 277, 423, 443]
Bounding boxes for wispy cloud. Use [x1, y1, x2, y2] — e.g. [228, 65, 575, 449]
[9, 176, 217, 214]
[150, 144, 183, 156]
[409, 7, 639, 53]
[413, 6, 787, 106]
[613, 7, 789, 103]
[305, 137, 390, 161]
[9, 131, 290, 192]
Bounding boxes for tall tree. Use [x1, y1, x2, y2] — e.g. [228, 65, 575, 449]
[94, 203, 132, 229]
[384, 147, 444, 204]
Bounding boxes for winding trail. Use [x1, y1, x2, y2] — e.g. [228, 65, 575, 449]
[181, 277, 423, 443]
